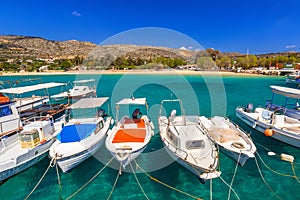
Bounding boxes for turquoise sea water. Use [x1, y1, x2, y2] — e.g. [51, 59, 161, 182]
[0, 73, 299, 200]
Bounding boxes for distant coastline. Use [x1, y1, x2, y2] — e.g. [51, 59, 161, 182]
[0, 69, 269, 77]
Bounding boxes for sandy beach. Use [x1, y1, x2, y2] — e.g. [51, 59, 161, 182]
[0, 69, 268, 76]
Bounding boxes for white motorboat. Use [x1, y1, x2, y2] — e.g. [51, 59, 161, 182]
[266, 85, 300, 120]
[51, 79, 96, 101]
[49, 98, 111, 172]
[198, 116, 256, 166]
[236, 106, 300, 148]
[286, 71, 300, 85]
[0, 82, 68, 120]
[0, 115, 64, 182]
[158, 99, 221, 182]
[105, 98, 154, 169]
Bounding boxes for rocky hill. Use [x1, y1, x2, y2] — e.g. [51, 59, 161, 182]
[0, 35, 96, 59]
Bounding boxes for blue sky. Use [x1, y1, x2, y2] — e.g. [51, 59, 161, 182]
[0, 0, 299, 54]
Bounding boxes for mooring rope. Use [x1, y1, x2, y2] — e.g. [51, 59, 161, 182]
[55, 162, 63, 199]
[133, 159, 202, 200]
[219, 176, 240, 200]
[106, 165, 122, 200]
[129, 161, 150, 200]
[24, 157, 56, 200]
[66, 155, 116, 200]
[227, 152, 241, 200]
[256, 152, 300, 183]
[254, 155, 282, 200]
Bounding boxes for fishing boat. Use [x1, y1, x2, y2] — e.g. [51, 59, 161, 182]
[198, 116, 256, 166]
[158, 99, 221, 182]
[286, 71, 300, 85]
[105, 97, 154, 169]
[0, 115, 64, 182]
[266, 85, 300, 120]
[49, 97, 111, 172]
[51, 79, 96, 101]
[236, 106, 300, 148]
[0, 82, 69, 120]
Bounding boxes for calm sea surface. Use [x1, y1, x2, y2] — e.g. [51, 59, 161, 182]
[0, 73, 299, 200]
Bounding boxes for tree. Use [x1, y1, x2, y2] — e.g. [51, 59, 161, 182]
[197, 56, 215, 69]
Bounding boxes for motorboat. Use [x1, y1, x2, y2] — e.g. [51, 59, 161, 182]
[51, 79, 96, 101]
[49, 98, 111, 172]
[266, 85, 300, 120]
[105, 97, 154, 169]
[0, 82, 69, 121]
[0, 115, 64, 182]
[198, 116, 256, 166]
[286, 71, 300, 85]
[158, 99, 221, 182]
[236, 106, 300, 148]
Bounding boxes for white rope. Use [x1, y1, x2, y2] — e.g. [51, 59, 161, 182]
[66, 155, 116, 200]
[130, 160, 150, 200]
[106, 165, 121, 200]
[56, 162, 63, 199]
[227, 152, 241, 200]
[219, 176, 240, 200]
[254, 155, 282, 200]
[24, 157, 56, 200]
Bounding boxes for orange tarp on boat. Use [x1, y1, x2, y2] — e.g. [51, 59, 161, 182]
[123, 118, 145, 128]
[112, 129, 146, 143]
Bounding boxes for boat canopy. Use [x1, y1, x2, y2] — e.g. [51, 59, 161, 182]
[116, 98, 146, 105]
[69, 97, 109, 109]
[270, 85, 300, 99]
[0, 82, 66, 94]
[57, 124, 97, 143]
[73, 79, 95, 84]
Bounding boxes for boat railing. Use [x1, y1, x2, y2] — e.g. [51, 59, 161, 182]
[22, 115, 54, 125]
[163, 138, 188, 159]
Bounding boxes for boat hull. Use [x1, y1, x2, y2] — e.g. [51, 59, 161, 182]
[0, 139, 54, 182]
[55, 138, 105, 173]
[236, 108, 300, 148]
[218, 145, 252, 166]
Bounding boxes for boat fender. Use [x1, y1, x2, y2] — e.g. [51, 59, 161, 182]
[264, 129, 273, 137]
[280, 153, 294, 163]
[252, 121, 257, 128]
[231, 142, 245, 149]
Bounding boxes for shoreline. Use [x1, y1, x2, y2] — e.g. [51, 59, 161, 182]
[0, 70, 273, 77]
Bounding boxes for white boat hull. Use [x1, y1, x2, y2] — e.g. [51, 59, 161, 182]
[0, 139, 54, 182]
[55, 138, 105, 173]
[236, 108, 300, 148]
[218, 145, 253, 166]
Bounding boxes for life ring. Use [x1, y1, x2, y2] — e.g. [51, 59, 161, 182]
[0, 96, 10, 103]
[231, 142, 245, 149]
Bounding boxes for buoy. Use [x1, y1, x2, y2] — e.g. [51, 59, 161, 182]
[267, 152, 276, 156]
[280, 153, 294, 163]
[264, 129, 273, 136]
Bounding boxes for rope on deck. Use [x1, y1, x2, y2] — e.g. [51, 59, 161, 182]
[227, 152, 241, 200]
[66, 155, 116, 200]
[129, 161, 150, 200]
[24, 157, 56, 200]
[106, 165, 121, 200]
[256, 151, 300, 183]
[133, 159, 203, 200]
[254, 154, 282, 200]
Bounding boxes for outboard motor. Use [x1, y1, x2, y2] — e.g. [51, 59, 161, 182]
[245, 103, 253, 113]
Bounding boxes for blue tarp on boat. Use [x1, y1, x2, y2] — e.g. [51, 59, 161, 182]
[57, 124, 97, 143]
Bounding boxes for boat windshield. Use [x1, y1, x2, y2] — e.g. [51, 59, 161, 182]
[185, 140, 205, 149]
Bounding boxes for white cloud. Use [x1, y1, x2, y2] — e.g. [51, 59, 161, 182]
[286, 44, 296, 49]
[72, 11, 81, 17]
[180, 46, 187, 50]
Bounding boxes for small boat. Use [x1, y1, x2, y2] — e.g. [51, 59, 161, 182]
[158, 99, 221, 182]
[0, 82, 69, 120]
[198, 116, 256, 166]
[266, 85, 300, 120]
[0, 115, 64, 182]
[49, 97, 111, 172]
[51, 79, 96, 101]
[286, 71, 300, 85]
[236, 106, 300, 148]
[105, 97, 154, 169]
